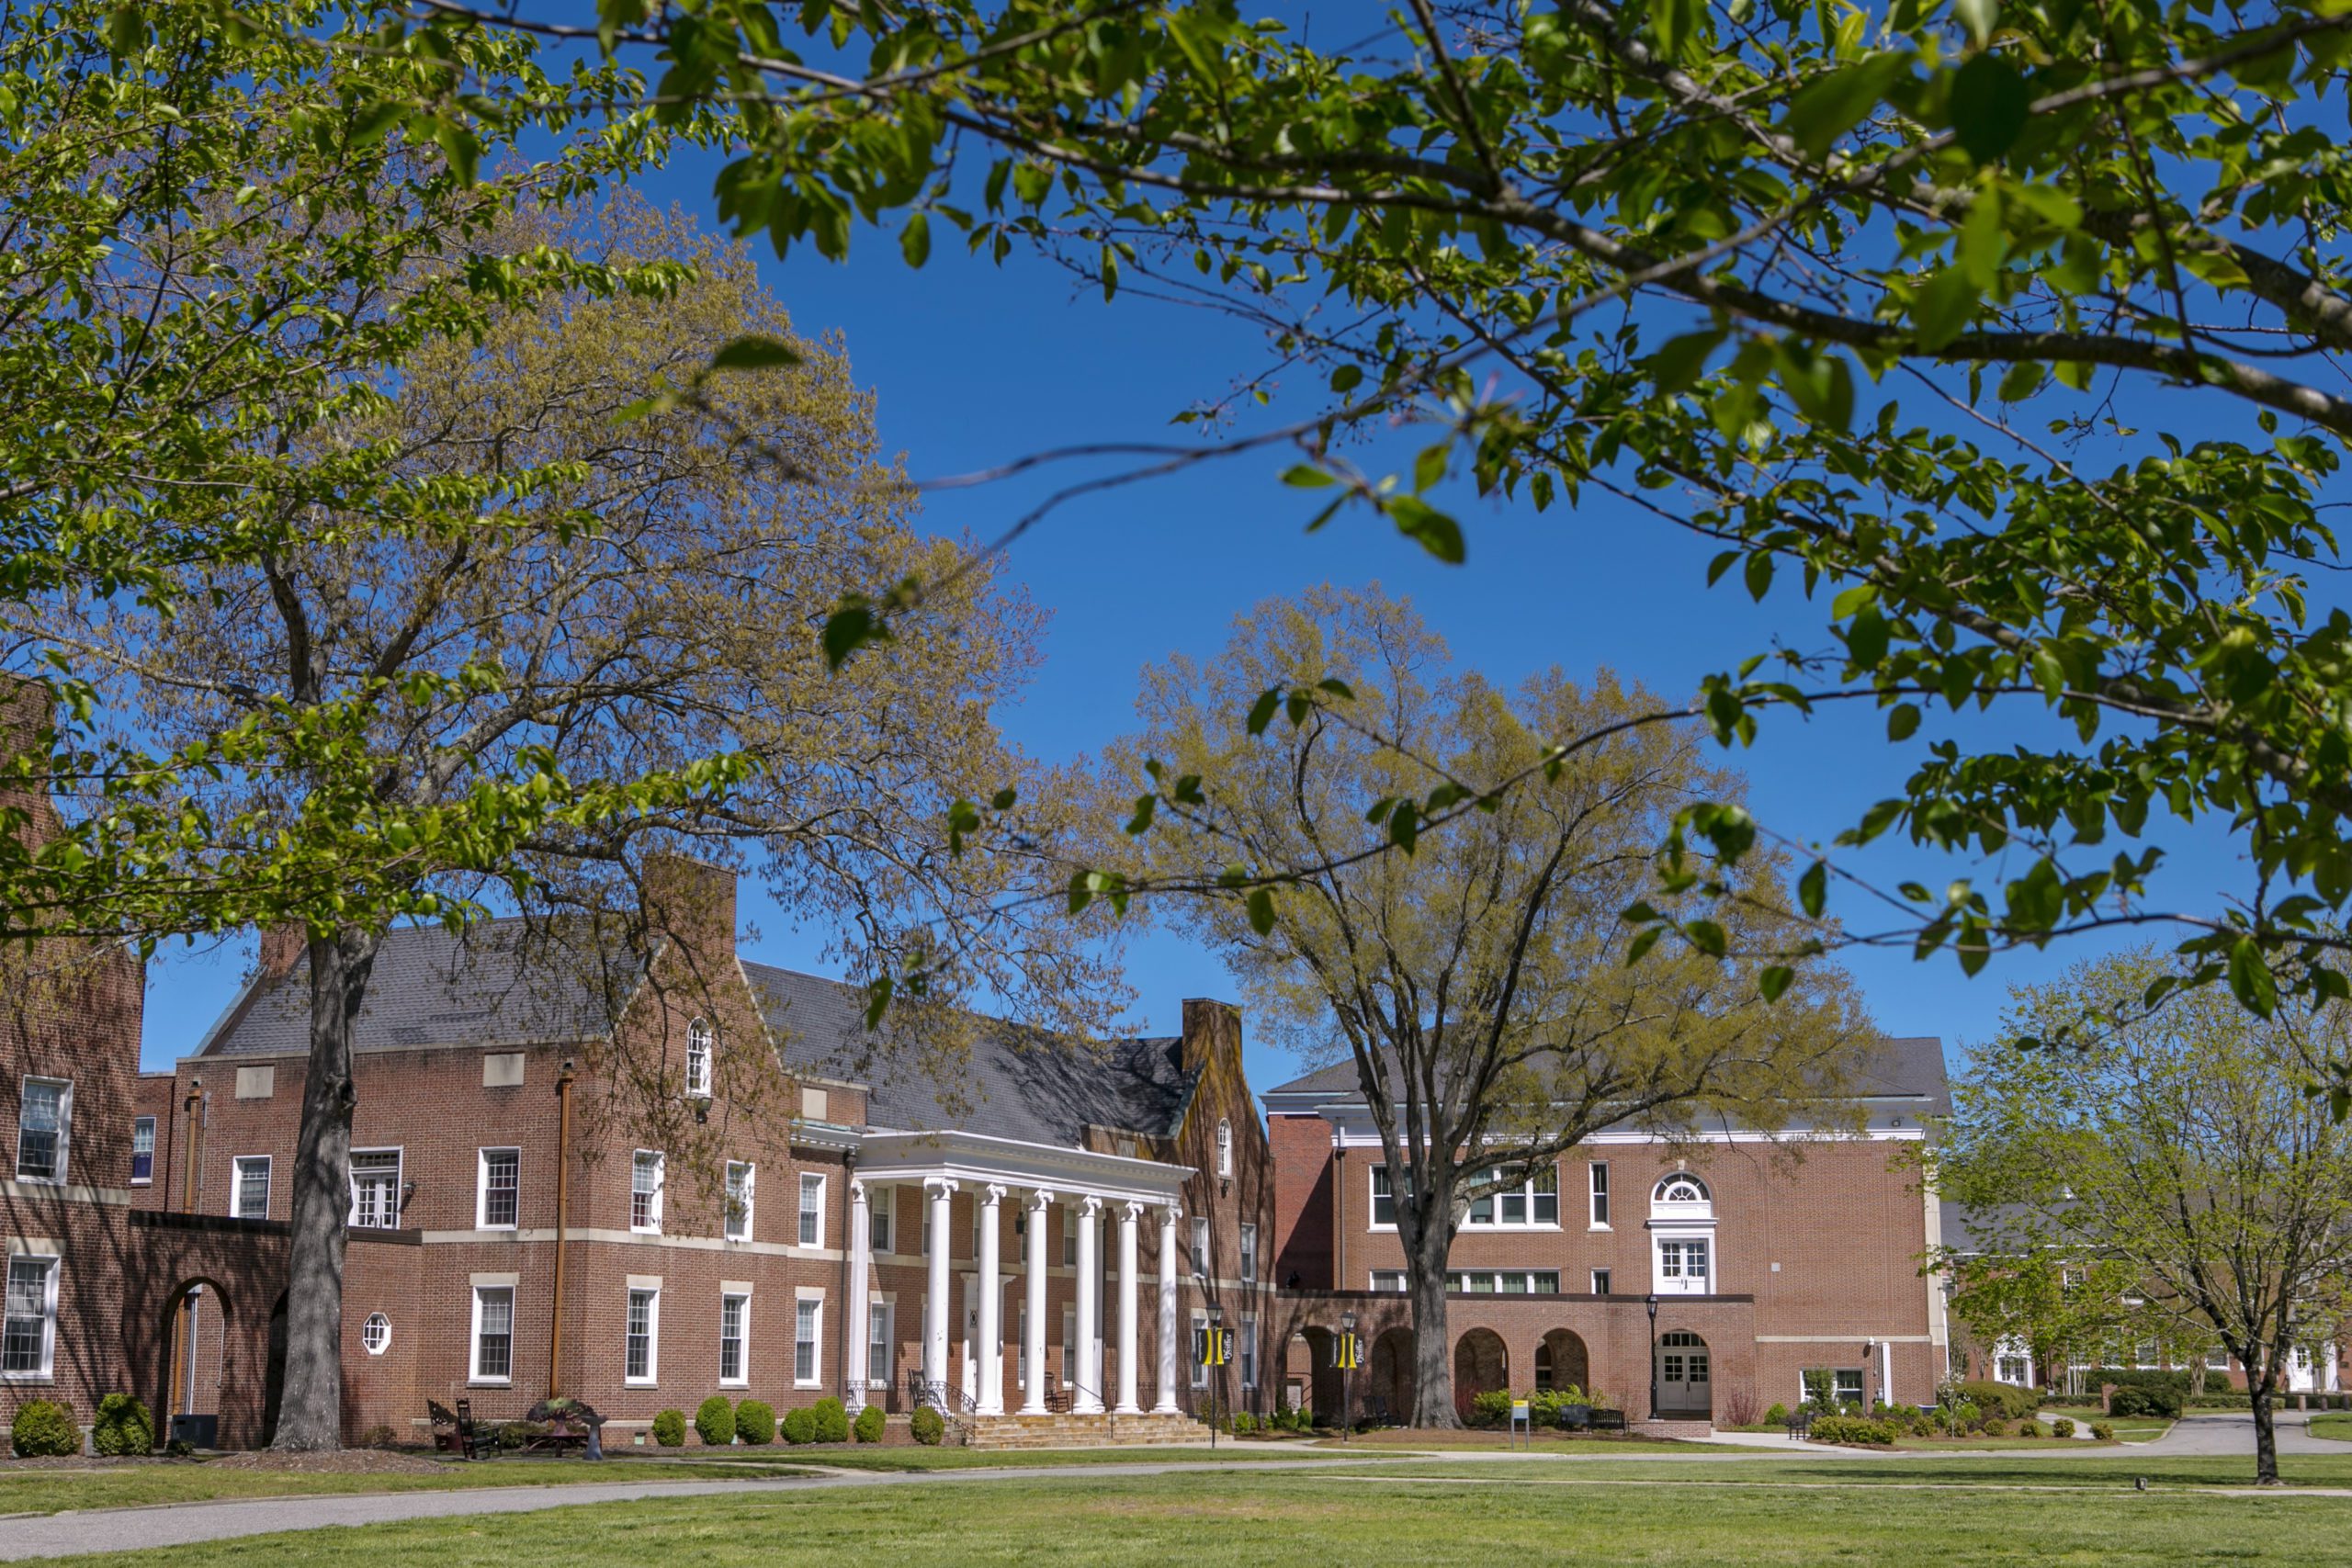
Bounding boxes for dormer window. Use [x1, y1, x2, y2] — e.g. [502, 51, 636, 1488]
[685, 1019, 714, 1098]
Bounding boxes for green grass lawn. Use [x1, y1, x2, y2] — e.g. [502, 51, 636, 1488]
[760, 1444, 1353, 1471]
[18, 1463, 2351, 1567]
[0, 1458, 799, 1517]
[2309, 1415, 2352, 1442]
[1314, 1453, 2352, 1488]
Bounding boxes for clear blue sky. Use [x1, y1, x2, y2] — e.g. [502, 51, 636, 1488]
[135, 141, 2256, 1099]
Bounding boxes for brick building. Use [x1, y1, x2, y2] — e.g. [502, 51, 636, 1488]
[1261, 1039, 1954, 1427]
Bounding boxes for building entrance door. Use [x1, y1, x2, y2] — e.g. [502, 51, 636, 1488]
[1656, 1330, 1712, 1416]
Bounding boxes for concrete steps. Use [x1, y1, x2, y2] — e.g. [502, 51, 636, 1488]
[962, 1412, 1208, 1450]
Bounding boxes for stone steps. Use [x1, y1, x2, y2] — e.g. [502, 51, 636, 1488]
[962, 1412, 1208, 1450]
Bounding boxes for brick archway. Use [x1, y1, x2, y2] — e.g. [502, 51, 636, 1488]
[1453, 1327, 1509, 1418]
[1366, 1327, 1415, 1423]
[1537, 1328, 1589, 1393]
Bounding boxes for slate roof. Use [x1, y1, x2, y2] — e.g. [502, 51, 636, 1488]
[741, 961, 1198, 1146]
[197, 920, 1201, 1149]
[1264, 1033, 1951, 1113]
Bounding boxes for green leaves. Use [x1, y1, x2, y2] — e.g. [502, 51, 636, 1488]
[899, 211, 931, 268]
[2228, 937, 2278, 1019]
[1952, 0, 2000, 50]
[1779, 52, 1915, 157]
[1948, 53, 2031, 164]
[1385, 495, 1465, 563]
[709, 334, 803, 371]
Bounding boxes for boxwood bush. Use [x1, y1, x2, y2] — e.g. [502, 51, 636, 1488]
[781, 1406, 817, 1444]
[910, 1405, 945, 1446]
[92, 1393, 153, 1457]
[695, 1395, 736, 1447]
[2090, 1420, 2117, 1441]
[735, 1399, 775, 1445]
[811, 1396, 849, 1443]
[651, 1408, 687, 1447]
[854, 1404, 885, 1443]
[1808, 1415, 1896, 1446]
[1951, 1380, 2039, 1422]
[2052, 1416, 2076, 1438]
[10, 1399, 79, 1458]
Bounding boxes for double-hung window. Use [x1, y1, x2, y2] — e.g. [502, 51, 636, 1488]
[1238, 1223, 1259, 1282]
[1371, 1166, 1413, 1227]
[868, 1299, 893, 1391]
[631, 1150, 663, 1233]
[1465, 1164, 1562, 1228]
[1238, 1315, 1259, 1389]
[470, 1286, 514, 1383]
[1189, 1312, 1208, 1389]
[130, 1115, 156, 1186]
[478, 1148, 520, 1229]
[625, 1286, 660, 1383]
[794, 1296, 821, 1386]
[869, 1186, 892, 1253]
[1190, 1215, 1210, 1275]
[1369, 1269, 1408, 1292]
[1063, 1206, 1080, 1267]
[1590, 1269, 1612, 1295]
[684, 1019, 714, 1098]
[348, 1148, 401, 1228]
[232, 1155, 271, 1218]
[718, 1292, 750, 1385]
[15, 1077, 68, 1183]
[798, 1172, 824, 1247]
[1588, 1162, 1611, 1227]
[724, 1161, 754, 1242]
[2, 1255, 58, 1379]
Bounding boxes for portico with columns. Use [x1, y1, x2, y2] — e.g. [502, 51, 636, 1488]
[844, 1129, 1193, 1430]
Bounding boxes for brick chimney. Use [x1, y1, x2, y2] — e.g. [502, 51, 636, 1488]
[257, 922, 307, 980]
[1181, 997, 1242, 1077]
[641, 852, 739, 961]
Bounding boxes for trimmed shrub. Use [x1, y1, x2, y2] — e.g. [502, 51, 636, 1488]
[10, 1399, 79, 1458]
[811, 1396, 849, 1443]
[2108, 1383, 2185, 1419]
[735, 1400, 776, 1445]
[1809, 1415, 1896, 1446]
[2090, 1420, 2116, 1441]
[781, 1407, 818, 1445]
[2018, 1418, 2046, 1438]
[1981, 1416, 2011, 1437]
[1951, 1380, 2039, 1422]
[1763, 1402, 1789, 1427]
[910, 1405, 945, 1446]
[2052, 1417, 2076, 1439]
[651, 1408, 688, 1448]
[695, 1395, 736, 1447]
[1467, 1389, 1512, 1427]
[92, 1393, 153, 1457]
[854, 1404, 885, 1443]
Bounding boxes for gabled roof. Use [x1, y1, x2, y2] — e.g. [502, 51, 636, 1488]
[1263, 1034, 1951, 1114]
[742, 961, 1198, 1147]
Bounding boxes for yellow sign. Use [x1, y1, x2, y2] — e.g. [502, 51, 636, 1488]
[1201, 1328, 1231, 1368]
[1335, 1332, 1362, 1370]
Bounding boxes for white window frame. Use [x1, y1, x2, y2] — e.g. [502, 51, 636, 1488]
[1191, 1214, 1210, 1275]
[625, 1285, 661, 1384]
[1189, 1309, 1208, 1390]
[684, 1018, 714, 1099]
[477, 1147, 521, 1230]
[1063, 1303, 1079, 1388]
[631, 1149, 665, 1234]
[1654, 1235, 1713, 1294]
[1062, 1205, 1080, 1267]
[1216, 1118, 1233, 1179]
[718, 1290, 751, 1387]
[1239, 1314, 1259, 1389]
[869, 1184, 893, 1253]
[2, 1253, 60, 1382]
[1588, 1161, 1611, 1228]
[348, 1146, 403, 1229]
[1370, 1165, 1413, 1229]
[231, 1154, 271, 1218]
[1463, 1164, 1562, 1229]
[798, 1170, 825, 1247]
[14, 1077, 70, 1185]
[869, 1295, 895, 1393]
[794, 1292, 822, 1388]
[469, 1285, 514, 1384]
[1591, 1269, 1612, 1295]
[130, 1114, 156, 1186]
[725, 1161, 755, 1242]
[1369, 1269, 1408, 1292]
[361, 1312, 392, 1356]
[1238, 1222, 1259, 1282]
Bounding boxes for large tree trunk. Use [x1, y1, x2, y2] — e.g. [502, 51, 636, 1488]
[2250, 1376, 2279, 1486]
[270, 930, 378, 1450]
[1404, 1213, 1460, 1427]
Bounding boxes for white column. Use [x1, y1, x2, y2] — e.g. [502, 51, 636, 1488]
[1021, 1188, 1054, 1415]
[1114, 1201, 1142, 1414]
[976, 1183, 1005, 1415]
[1074, 1194, 1103, 1413]
[922, 1177, 956, 1407]
[1155, 1203, 1181, 1413]
[846, 1178, 872, 1411]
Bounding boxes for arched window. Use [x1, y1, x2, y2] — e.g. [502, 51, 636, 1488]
[1652, 1173, 1711, 1209]
[1216, 1118, 1233, 1179]
[685, 1019, 714, 1098]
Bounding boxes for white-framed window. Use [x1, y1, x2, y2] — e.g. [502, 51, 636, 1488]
[725, 1161, 755, 1242]
[1062, 1303, 1079, 1388]
[1239, 1314, 1259, 1388]
[2, 1255, 59, 1379]
[719, 1291, 750, 1385]
[361, 1312, 392, 1356]
[1590, 1269, 1612, 1295]
[130, 1115, 156, 1186]
[795, 1294, 821, 1387]
[1062, 1204, 1080, 1267]
[1371, 1165, 1414, 1227]
[231, 1155, 271, 1218]
[1653, 1172, 1712, 1210]
[1448, 1269, 1561, 1293]
[631, 1149, 664, 1233]
[1588, 1161, 1611, 1227]
[1660, 1329, 1710, 1390]
[1657, 1236, 1711, 1292]
[470, 1285, 514, 1383]
[1996, 1351, 2032, 1385]
[1238, 1223, 1259, 1281]
[1216, 1118, 1233, 1179]
[348, 1147, 401, 1229]
[870, 1185, 893, 1253]
[869, 1298, 894, 1392]
[1190, 1214, 1209, 1274]
[684, 1018, 714, 1099]
[1189, 1310, 1208, 1389]
[798, 1171, 825, 1247]
[625, 1285, 660, 1383]
[1802, 1367, 1865, 1408]
[15, 1077, 69, 1184]
[1016, 1304, 1028, 1388]
[1369, 1269, 1408, 1292]
[477, 1147, 520, 1229]
[1465, 1164, 1561, 1227]
[2208, 1347, 2233, 1371]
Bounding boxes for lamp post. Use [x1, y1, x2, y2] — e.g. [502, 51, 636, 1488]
[1340, 1311, 1357, 1446]
[1207, 1303, 1225, 1450]
[1646, 1293, 1660, 1421]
